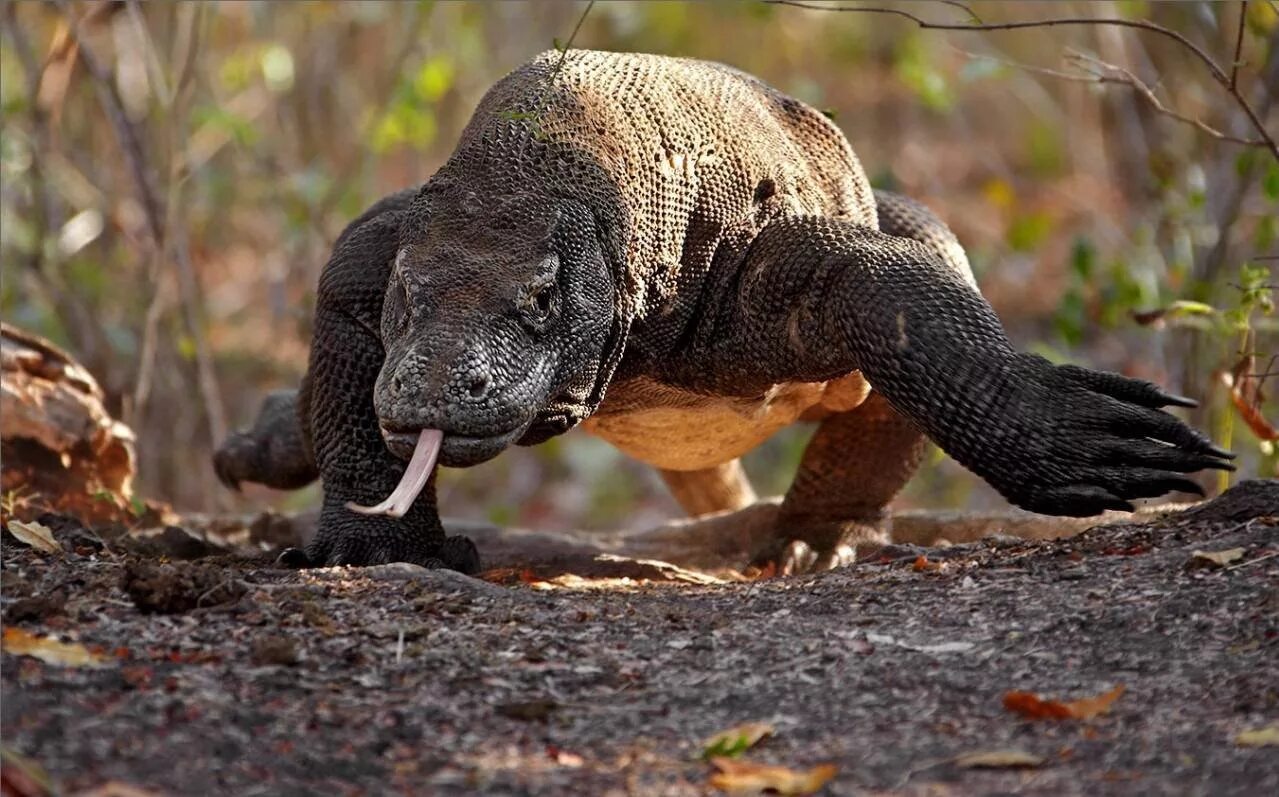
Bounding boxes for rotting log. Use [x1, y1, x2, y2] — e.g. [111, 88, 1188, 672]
[1, 322, 137, 522]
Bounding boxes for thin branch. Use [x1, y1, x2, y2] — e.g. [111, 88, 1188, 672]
[536, 0, 596, 116]
[1066, 50, 1269, 148]
[935, 0, 980, 25]
[766, 0, 1279, 161]
[56, 0, 228, 451]
[1, 1, 106, 367]
[1230, 1, 1248, 90]
[52, 0, 163, 244]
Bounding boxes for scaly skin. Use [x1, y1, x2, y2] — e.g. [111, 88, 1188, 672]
[215, 51, 1232, 573]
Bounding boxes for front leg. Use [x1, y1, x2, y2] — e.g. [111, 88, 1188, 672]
[300, 205, 478, 572]
[673, 215, 1233, 518]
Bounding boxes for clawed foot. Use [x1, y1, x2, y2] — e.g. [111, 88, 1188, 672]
[986, 355, 1235, 516]
[282, 527, 481, 574]
[748, 517, 889, 576]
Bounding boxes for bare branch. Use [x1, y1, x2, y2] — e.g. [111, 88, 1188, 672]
[538, 0, 597, 114]
[1065, 50, 1269, 148]
[55, 0, 228, 451]
[52, 0, 163, 243]
[766, 0, 1279, 161]
[1230, 1, 1248, 90]
[935, 0, 980, 25]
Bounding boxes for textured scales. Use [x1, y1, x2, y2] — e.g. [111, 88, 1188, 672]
[214, 51, 1232, 574]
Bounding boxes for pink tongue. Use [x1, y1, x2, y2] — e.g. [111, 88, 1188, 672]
[346, 429, 443, 518]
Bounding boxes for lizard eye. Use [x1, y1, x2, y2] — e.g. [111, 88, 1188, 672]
[533, 285, 554, 317]
[522, 282, 557, 328]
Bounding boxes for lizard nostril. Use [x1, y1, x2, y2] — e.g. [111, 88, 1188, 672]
[468, 373, 490, 399]
[392, 374, 404, 395]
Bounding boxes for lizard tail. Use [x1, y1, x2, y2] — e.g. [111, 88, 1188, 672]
[213, 388, 318, 491]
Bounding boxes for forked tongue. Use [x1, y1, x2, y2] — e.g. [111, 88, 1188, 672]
[346, 429, 443, 518]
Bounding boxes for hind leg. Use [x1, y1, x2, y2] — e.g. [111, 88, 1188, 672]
[659, 460, 757, 517]
[214, 389, 317, 491]
[753, 392, 926, 574]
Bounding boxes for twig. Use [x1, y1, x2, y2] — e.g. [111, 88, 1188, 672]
[547, 0, 597, 91]
[936, 0, 979, 25]
[57, 1, 228, 453]
[52, 0, 163, 243]
[1, 2, 107, 367]
[509, 0, 596, 130]
[766, 0, 1279, 161]
[1066, 50, 1269, 148]
[1230, 1, 1248, 90]
[1226, 550, 1279, 571]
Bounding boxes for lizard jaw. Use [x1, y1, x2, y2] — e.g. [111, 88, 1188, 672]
[346, 428, 443, 518]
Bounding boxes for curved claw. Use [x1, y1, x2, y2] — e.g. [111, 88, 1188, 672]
[995, 356, 1235, 516]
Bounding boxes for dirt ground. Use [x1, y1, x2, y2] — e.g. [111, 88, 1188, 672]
[2, 480, 1277, 796]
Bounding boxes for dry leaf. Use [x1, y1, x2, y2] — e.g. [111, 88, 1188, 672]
[1003, 685, 1125, 720]
[545, 745, 584, 767]
[1, 746, 54, 797]
[702, 722, 775, 760]
[72, 783, 164, 797]
[1190, 548, 1246, 568]
[708, 757, 836, 795]
[954, 749, 1045, 769]
[2, 628, 105, 668]
[912, 555, 943, 572]
[1235, 725, 1279, 747]
[6, 520, 60, 554]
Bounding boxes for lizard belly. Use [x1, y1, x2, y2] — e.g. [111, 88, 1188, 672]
[581, 373, 871, 471]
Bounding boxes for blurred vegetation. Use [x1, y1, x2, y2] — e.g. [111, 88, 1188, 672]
[1, 1, 1275, 531]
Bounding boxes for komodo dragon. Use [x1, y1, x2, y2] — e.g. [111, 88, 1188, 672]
[214, 50, 1233, 574]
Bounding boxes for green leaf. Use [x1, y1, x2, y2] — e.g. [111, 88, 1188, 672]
[701, 722, 775, 760]
[413, 57, 454, 102]
[1070, 238, 1096, 280]
[1262, 160, 1279, 202]
[1006, 212, 1053, 252]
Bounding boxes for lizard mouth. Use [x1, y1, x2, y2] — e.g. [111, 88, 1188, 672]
[347, 423, 526, 519]
[347, 429, 443, 518]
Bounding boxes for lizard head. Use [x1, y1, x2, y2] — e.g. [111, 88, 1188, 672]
[372, 187, 618, 469]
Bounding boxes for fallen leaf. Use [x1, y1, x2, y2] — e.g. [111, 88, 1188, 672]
[1004, 691, 1072, 719]
[709, 757, 837, 795]
[1003, 685, 1125, 720]
[1235, 725, 1279, 747]
[954, 749, 1045, 769]
[6, 520, 60, 554]
[1, 745, 54, 797]
[71, 783, 164, 797]
[912, 555, 943, 572]
[545, 745, 584, 767]
[2, 628, 105, 668]
[865, 632, 974, 655]
[702, 722, 775, 760]
[1190, 548, 1246, 568]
